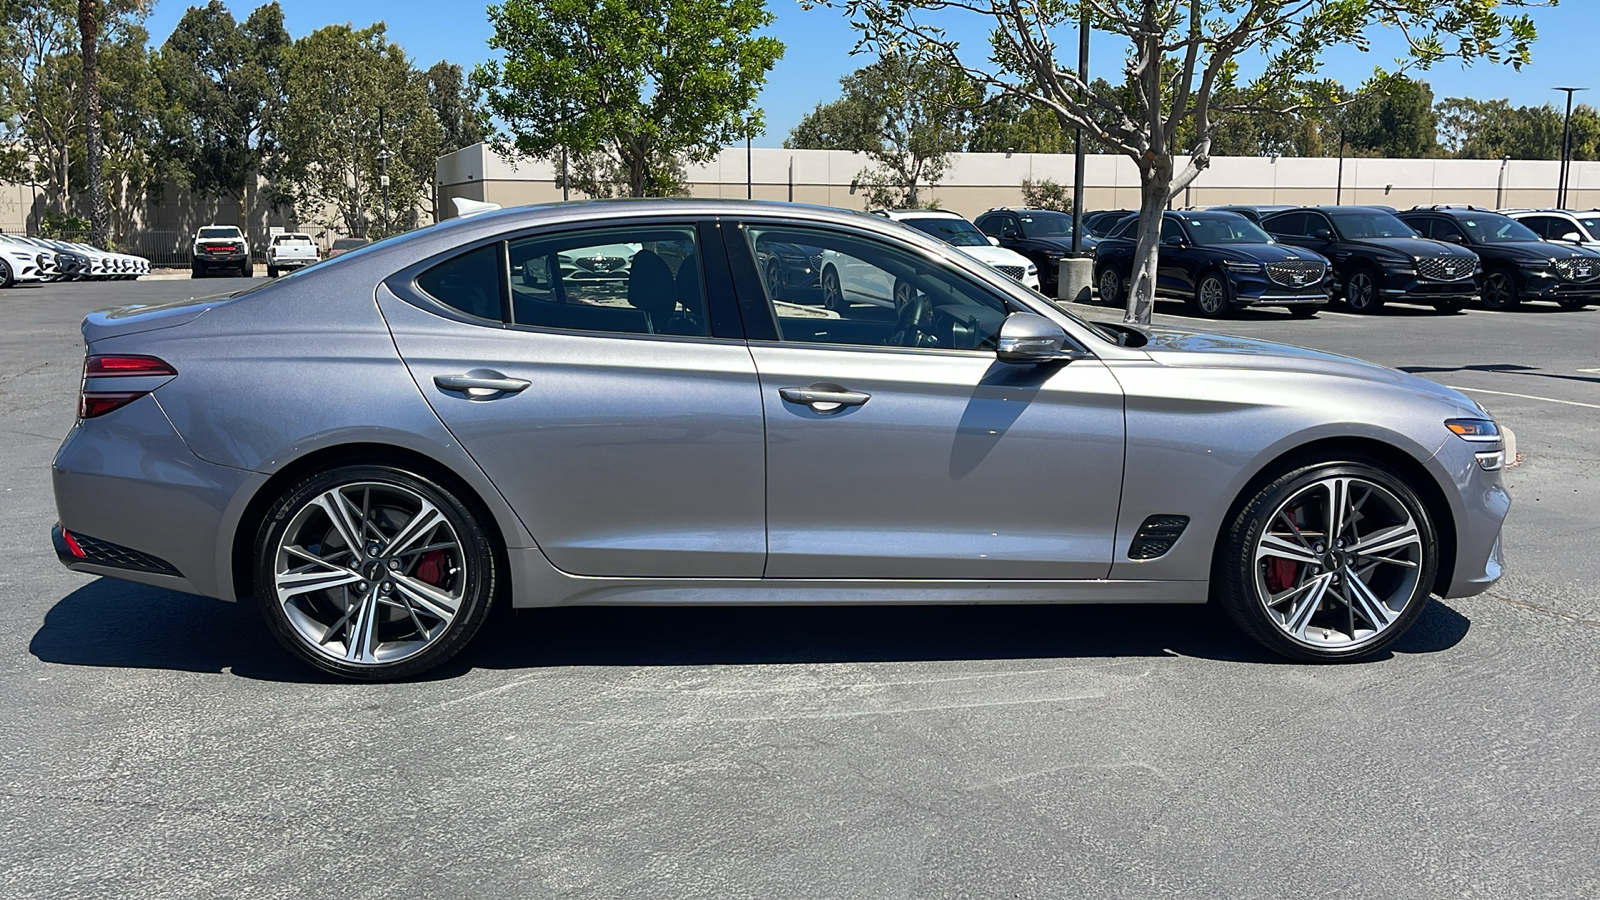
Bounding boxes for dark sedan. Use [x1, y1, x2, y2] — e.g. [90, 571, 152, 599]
[1262, 207, 1480, 314]
[974, 208, 1100, 296]
[1398, 207, 1599, 311]
[755, 238, 823, 302]
[1094, 211, 1332, 317]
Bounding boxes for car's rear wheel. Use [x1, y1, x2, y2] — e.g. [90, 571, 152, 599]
[1217, 459, 1438, 661]
[1480, 269, 1520, 310]
[1342, 268, 1383, 313]
[1191, 272, 1232, 318]
[241, 260, 255, 278]
[1556, 297, 1590, 310]
[821, 266, 843, 311]
[1096, 266, 1123, 306]
[0, 258, 13, 289]
[253, 464, 499, 680]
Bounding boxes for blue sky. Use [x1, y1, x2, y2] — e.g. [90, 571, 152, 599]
[143, 0, 1598, 148]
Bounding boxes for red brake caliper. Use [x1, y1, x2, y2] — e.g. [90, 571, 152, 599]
[1264, 557, 1298, 593]
[416, 550, 445, 586]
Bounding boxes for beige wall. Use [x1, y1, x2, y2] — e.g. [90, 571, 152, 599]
[437, 144, 1600, 220]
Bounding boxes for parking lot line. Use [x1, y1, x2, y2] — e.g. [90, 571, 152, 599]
[1447, 385, 1600, 410]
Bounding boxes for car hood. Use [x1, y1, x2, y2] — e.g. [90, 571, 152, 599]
[1348, 237, 1473, 259]
[1487, 240, 1600, 262]
[1033, 235, 1100, 251]
[1140, 328, 1477, 409]
[957, 244, 1035, 269]
[1206, 243, 1328, 263]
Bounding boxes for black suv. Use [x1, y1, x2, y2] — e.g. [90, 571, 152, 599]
[974, 208, 1099, 296]
[1093, 210, 1332, 318]
[1262, 206, 1480, 313]
[1397, 206, 1600, 311]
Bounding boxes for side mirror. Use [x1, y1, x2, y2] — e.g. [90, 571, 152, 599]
[996, 312, 1078, 363]
[1162, 235, 1186, 247]
[988, 236, 1001, 246]
[1442, 233, 1466, 244]
[1560, 232, 1583, 243]
[1312, 229, 1335, 241]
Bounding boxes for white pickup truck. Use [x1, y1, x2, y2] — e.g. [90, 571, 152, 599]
[266, 233, 320, 277]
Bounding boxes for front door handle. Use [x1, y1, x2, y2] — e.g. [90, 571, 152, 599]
[434, 370, 531, 399]
[779, 383, 871, 413]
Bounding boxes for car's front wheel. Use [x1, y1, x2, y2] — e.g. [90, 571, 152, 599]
[1556, 297, 1591, 311]
[1216, 459, 1438, 661]
[821, 266, 843, 311]
[0, 258, 13, 289]
[1480, 269, 1520, 310]
[765, 257, 785, 302]
[1286, 304, 1320, 318]
[1432, 300, 1466, 314]
[1343, 267, 1384, 313]
[1191, 272, 1232, 318]
[253, 464, 499, 680]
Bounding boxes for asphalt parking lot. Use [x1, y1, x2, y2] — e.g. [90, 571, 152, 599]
[3, 278, 1598, 899]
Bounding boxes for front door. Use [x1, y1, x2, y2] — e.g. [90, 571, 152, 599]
[732, 220, 1127, 580]
[379, 220, 767, 578]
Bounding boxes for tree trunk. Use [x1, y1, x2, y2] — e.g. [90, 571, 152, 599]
[1123, 168, 1170, 325]
[78, 0, 109, 247]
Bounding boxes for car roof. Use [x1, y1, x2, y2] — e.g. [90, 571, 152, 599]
[875, 208, 965, 220]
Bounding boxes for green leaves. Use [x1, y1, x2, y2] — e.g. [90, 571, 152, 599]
[475, 0, 784, 197]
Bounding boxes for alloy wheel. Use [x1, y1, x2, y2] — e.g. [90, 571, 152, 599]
[271, 481, 468, 667]
[1481, 271, 1519, 310]
[1345, 271, 1379, 312]
[0, 259, 12, 289]
[765, 258, 785, 302]
[1098, 268, 1121, 305]
[822, 268, 843, 310]
[1252, 475, 1424, 650]
[1196, 275, 1228, 316]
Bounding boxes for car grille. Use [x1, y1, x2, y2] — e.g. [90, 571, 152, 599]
[1417, 256, 1473, 282]
[808, 252, 823, 271]
[992, 264, 1025, 281]
[1264, 260, 1326, 287]
[1554, 257, 1600, 282]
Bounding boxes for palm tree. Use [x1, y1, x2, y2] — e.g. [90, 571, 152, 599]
[78, 0, 109, 247]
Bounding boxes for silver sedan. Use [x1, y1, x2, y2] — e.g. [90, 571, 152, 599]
[52, 200, 1510, 680]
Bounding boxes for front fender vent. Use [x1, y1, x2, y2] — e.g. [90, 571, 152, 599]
[1128, 515, 1191, 560]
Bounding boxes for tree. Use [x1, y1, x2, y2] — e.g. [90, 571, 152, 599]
[78, 0, 109, 246]
[785, 94, 883, 150]
[822, 0, 1542, 323]
[475, 0, 784, 198]
[1438, 97, 1600, 161]
[277, 23, 440, 236]
[425, 61, 488, 154]
[1343, 76, 1439, 159]
[967, 97, 1072, 154]
[153, 1, 289, 221]
[1020, 176, 1071, 211]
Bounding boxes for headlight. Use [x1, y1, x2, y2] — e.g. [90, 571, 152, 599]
[1445, 418, 1500, 442]
[1025, 265, 1037, 275]
[1380, 257, 1416, 271]
[1223, 260, 1262, 273]
[1517, 258, 1554, 269]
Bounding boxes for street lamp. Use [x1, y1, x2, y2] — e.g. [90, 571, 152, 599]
[746, 117, 755, 200]
[1554, 86, 1587, 208]
[377, 106, 391, 238]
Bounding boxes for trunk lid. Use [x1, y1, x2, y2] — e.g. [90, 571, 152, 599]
[82, 295, 233, 344]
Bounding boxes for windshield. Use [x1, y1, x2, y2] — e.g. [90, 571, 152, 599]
[1018, 211, 1074, 238]
[1573, 217, 1600, 238]
[901, 216, 989, 247]
[199, 227, 241, 239]
[1184, 216, 1274, 245]
[1459, 215, 1541, 244]
[332, 238, 368, 250]
[1328, 211, 1418, 239]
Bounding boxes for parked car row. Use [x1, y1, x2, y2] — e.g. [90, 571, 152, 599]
[0, 234, 149, 288]
[193, 225, 369, 278]
[1087, 204, 1600, 317]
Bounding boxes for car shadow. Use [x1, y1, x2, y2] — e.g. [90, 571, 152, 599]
[1397, 363, 1600, 387]
[30, 577, 1472, 682]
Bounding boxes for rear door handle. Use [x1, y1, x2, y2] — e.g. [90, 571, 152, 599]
[779, 383, 871, 413]
[434, 370, 531, 399]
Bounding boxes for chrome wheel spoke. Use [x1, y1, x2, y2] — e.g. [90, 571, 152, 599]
[1280, 575, 1332, 639]
[312, 489, 366, 552]
[1352, 522, 1419, 557]
[1343, 570, 1398, 630]
[1325, 477, 1350, 546]
[391, 573, 460, 621]
[342, 594, 381, 663]
[1257, 534, 1321, 566]
[276, 565, 362, 600]
[385, 502, 446, 557]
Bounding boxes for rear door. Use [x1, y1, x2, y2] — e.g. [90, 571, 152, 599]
[727, 219, 1126, 580]
[379, 219, 767, 578]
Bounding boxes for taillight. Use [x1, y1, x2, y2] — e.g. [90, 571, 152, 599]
[79, 354, 177, 419]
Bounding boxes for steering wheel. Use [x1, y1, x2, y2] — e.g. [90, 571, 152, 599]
[888, 285, 934, 348]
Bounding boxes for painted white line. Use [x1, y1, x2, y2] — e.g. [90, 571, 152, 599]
[1579, 368, 1600, 374]
[1447, 386, 1600, 410]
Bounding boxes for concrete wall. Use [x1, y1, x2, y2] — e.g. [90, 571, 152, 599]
[436, 143, 1600, 221]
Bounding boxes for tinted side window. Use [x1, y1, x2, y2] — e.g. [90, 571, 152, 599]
[1108, 217, 1138, 239]
[1431, 218, 1466, 241]
[1159, 218, 1185, 242]
[1523, 216, 1560, 239]
[744, 225, 1010, 352]
[1263, 212, 1305, 237]
[416, 243, 503, 321]
[1305, 214, 1335, 238]
[976, 215, 1003, 237]
[507, 226, 708, 337]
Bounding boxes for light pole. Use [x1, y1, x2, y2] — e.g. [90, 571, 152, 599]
[1555, 86, 1587, 208]
[1070, 4, 1087, 255]
[746, 118, 754, 200]
[377, 106, 391, 238]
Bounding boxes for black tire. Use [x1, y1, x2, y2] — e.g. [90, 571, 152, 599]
[1287, 304, 1321, 318]
[1556, 297, 1591, 311]
[0, 258, 13, 289]
[252, 464, 500, 681]
[1096, 266, 1123, 306]
[1215, 458, 1438, 662]
[1190, 271, 1232, 318]
[191, 260, 204, 278]
[821, 265, 843, 311]
[1342, 266, 1384, 313]
[764, 257, 784, 302]
[1432, 300, 1466, 314]
[1479, 268, 1520, 310]
[267, 266, 279, 279]
[241, 260, 255, 278]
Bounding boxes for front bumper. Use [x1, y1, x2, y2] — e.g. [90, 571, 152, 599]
[1378, 270, 1477, 301]
[1431, 431, 1512, 599]
[1520, 272, 1600, 300]
[1229, 272, 1330, 306]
